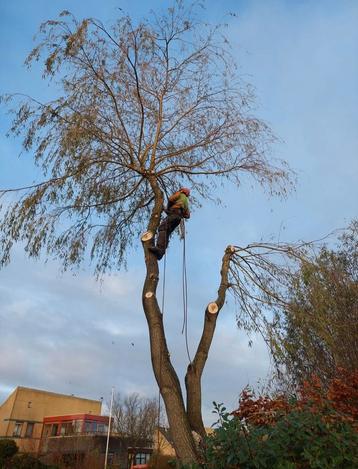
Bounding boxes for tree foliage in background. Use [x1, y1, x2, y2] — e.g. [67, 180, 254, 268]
[277, 220, 358, 387]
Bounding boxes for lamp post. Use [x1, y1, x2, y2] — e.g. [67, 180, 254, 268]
[104, 386, 114, 469]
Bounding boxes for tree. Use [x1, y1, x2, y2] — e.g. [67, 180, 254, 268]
[0, 2, 304, 464]
[276, 221, 358, 387]
[111, 392, 159, 445]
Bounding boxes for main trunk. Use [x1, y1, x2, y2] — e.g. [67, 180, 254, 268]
[141, 183, 198, 464]
[141, 266, 198, 463]
[141, 181, 234, 463]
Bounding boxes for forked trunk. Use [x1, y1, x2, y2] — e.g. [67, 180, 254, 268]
[141, 183, 233, 463]
[141, 251, 198, 463]
[141, 186, 198, 464]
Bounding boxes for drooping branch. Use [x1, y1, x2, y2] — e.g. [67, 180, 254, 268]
[184, 239, 319, 439]
[1, 5, 294, 276]
[228, 241, 320, 362]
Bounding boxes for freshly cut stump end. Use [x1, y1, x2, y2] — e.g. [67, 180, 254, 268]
[141, 231, 153, 242]
[145, 291, 154, 299]
[207, 302, 218, 314]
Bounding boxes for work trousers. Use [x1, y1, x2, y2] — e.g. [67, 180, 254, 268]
[156, 212, 182, 252]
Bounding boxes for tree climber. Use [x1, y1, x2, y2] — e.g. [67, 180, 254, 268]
[149, 188, 190, 260]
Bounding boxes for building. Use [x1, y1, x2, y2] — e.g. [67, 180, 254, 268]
[0, 386, 153, 468]
[155, 426, 176, 458]
[41, 413, 110, 438]
[0, 386, 101, 453]
[38, 413, 152, 468]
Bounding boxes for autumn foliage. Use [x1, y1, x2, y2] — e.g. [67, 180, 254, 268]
[203, 369, 358, 469]
[234, 368, 358, 429]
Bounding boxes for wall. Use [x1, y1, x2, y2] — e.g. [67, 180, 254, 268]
[0, 387, 101, 453]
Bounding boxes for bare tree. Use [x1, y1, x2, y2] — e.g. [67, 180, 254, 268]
[0, 2, 303, 464]
[111, 393, 160, 445]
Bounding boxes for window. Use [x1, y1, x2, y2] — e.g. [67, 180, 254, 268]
[13, 422, 23, 437]
[84, 420, 97, 433]
[97, 423, 106, 433]
[25, 422, 34, 438]
[51, 424, 59, 436]
[135, 452, 151, 465]
[43, 424, 52, 438]
[73, 420, 82, 433]
[60, 422, 74, 436]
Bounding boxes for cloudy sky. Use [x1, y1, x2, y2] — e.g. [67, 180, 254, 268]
[0, 0, 357, 424]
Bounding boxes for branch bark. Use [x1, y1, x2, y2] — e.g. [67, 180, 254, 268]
[185, 245, 235, 437]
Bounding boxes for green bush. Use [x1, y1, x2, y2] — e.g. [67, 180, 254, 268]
[0, 439, 18, 464]
[0, 443, 56, 469]
[203, 402, 358, 469]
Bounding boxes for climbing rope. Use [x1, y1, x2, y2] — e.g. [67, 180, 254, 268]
[156, 221, 192, 462]
[180, 220, 192, 364]
[156, 235, 167, 462]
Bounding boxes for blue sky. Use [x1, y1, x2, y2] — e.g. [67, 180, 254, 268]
[0, 0, 357, 423]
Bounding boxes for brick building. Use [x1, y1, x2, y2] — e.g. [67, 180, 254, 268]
[0, 386, 101, 453]
[0, 387, 153, 468]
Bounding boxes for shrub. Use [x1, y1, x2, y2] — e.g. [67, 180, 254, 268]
[0, 439, 18, 464]
[234, 368, 358, 428]
[203, 370, 358, 469]
[205, 403, 358, 469]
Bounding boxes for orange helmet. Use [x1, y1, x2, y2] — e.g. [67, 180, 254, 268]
[179, 187, 190, 196]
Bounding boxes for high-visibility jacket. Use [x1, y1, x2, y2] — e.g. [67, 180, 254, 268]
[167, 191, 190, 218]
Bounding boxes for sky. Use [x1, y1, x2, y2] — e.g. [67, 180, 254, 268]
[0, 0, 357, 424]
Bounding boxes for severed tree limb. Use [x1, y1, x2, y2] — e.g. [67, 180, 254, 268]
[185, 245, 235, 438]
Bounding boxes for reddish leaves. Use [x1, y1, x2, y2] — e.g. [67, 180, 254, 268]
[233, 368, 358, 429]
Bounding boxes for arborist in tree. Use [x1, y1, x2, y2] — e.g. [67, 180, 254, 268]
[149, 188, 190, 260]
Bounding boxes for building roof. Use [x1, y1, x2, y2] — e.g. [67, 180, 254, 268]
[43, 414, 110, 423]
[0, 386, 101, 407]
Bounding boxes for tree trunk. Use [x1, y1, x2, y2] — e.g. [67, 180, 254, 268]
[185, 246, 234, 438]
[141, 183, 198, 464]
